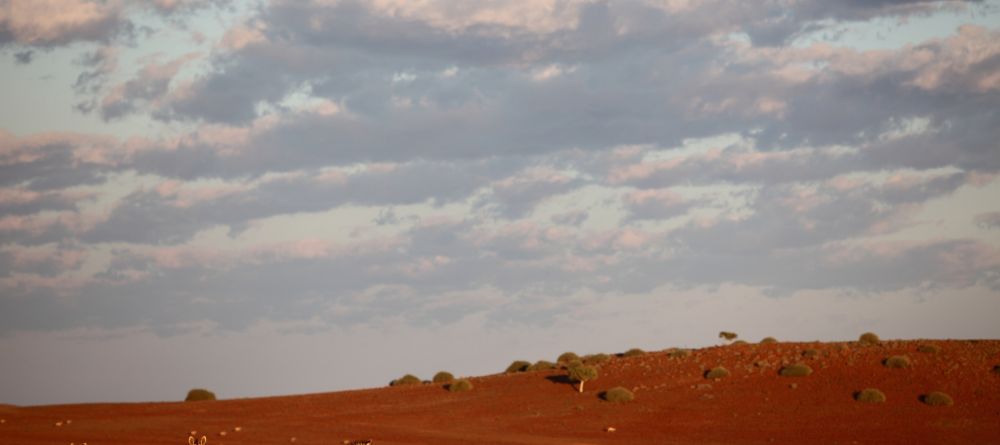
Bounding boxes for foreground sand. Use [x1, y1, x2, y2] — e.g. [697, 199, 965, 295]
[2, 339, 999, 444]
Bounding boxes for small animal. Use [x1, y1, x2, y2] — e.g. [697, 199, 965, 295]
[189, 436, 207, 445]
[343, 440, 373, 445]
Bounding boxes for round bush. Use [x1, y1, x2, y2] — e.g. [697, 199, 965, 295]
[760, 337, 778, 344]
[185, 388, 216, 402]
[704, 366, 730, 379]
[859, 332, 880, 344]
[432, 371, 454, 384]
[883, 355, 912, 369]
[779, 363, 813, 377]
[448, 379, 473, 392]
[583, 353, 610, 365]
[667, 348, 691, 359]
[557, 352, 580, 363]
[505, 360, 531, 373]
[916, 344, 940, 354]
[391, 374, 422, 386]
[622, 348, 645, 357]
[527, 360, 557, 371]
[922, 392, 954, 406]
[854, 388, 886, 403]
[601, 386, 634, 403]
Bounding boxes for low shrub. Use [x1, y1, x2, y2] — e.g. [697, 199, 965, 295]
[921, 391, 954, 406]
[583, 353, 610, 365]
[601, 386, 634, 403]
[854, 388, 886, 403]
[527, 360, 557, 371]
[801, 349, 819, 358]
[505, 360, 531, 373]
[391, 374, 422, 386]
[448, 379, 473, 392]
[622, 348, 645, 357]
[917, 344, 940, 354]
[557, 352, 580, 363]
[704, 366, 730, 379]
[760, 337, 778, 344]
[859, 332, 880, 344]
[719, 331, 738, 341]
[184, 388, 216, 402]
[667, 348, 691, 358]
[779, 363, 813, 377]
[732, 340, 748, 345]
[432, 371, 455, 384]
[883, 355, 912, 369]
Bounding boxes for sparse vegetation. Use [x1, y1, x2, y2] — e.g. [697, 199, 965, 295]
[760, 337, 778, 344]
[185, 388, 216, 402]
[917, 344, 940, 354]
[667, 348, 692, 358]
[432, 371, 455, 384]
[854, 388, 886, 403]
[719, 331, 738, 341]
[921, 391, 954, 406]
[505, 360, 531, 373]
[583, 353, 611, 365]
[859, 332, 880, 344]
[883, 355, 912, 369]
[622, 348, 645, 357]
[704, 366, 730, 379]
[557, 352, 580, 364]
[601, 387, 634, 403]
[779, 363, 813, 377]
[732, 340, 748, 345]
[391, 374, 422, 386]
[527, 360, 557, 371]
[448, 379, 473, 392]
[567, 365, 598, 392]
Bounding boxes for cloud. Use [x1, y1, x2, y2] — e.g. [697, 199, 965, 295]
[0, 0, 126, 48]
[99, 52, 202, 120]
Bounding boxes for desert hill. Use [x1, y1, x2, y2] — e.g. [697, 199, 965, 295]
[2, 339, 999, 444]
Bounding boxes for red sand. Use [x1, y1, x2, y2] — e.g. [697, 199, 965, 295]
[2, 340, 999, 444]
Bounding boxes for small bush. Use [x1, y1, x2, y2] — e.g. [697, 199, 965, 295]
[505, 360, 531, 373]
[527, 360, 557, 371]
[432, 371, 455, 384]
[667, 348, 691, 358]
[732, 340, 748, 345]
[391, 374, 422, 386]
[448, 379, 473, 392]
[854, 388, 886, 403]
[921, 392, 954, 406]
[582, 353, 611, 365]
[719, 331, 738, 341]
[859, 332, 880, 344]
[185, 388, 216, 402]
[802, 349, 819, 358]
[704, 366, 730, 379]
[917, 344, 940, 354]
[557, 352, 580, 363]
[883, 355, 912, 369]
[760, 337, 778, 344]
[601, 386, 634, 403]
[622, 348, 645, 357]
[779, 363, 813, 377]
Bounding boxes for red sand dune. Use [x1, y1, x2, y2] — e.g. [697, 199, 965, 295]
[2, 339, 999, 444]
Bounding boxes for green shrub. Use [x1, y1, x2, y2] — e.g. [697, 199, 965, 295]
[667, 348, 691, 358]
[582, 353, 610, 365]
[564, 359, 584, 370]
[704, 366, 730, 379]
[622, 348, 645, 357]
[801, 349, 819, 358]
[448, 379, 473, 392]
[917, 344, 940, 354]
[883, 355, 912, 369]
[854, 388, 886, 403]
[601, 386, 634, 403]
[760, 337, 778, 344]
[779, 363, 813, 377]
[732, 340, 748, 345]
[527, 360, 557, 371]
[505, 360, 531, 373]
[557, 352, 580, 363]
[391, 374, 422, 386]
[858, 332, 880, 344]
[432, 371, 455, 384]
[567, 365, 599, 392]
[921, 391, 954, 406]
[184, 388, 216, 402]
[719, 331, 738, 341]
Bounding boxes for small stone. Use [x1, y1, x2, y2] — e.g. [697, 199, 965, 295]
[219, 431, 227, 436]
[605, 426, 616, 432]
[234, 426, 242, 432]
[55, 421, 63, 427]
[789, 383, 798, 389]
[290, 437, 297, 443]
[65, 420, 72, 424]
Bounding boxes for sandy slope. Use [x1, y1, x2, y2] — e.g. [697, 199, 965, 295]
[1, 340, 999, 445]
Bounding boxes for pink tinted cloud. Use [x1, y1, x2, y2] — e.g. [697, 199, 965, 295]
[0, 0, 123, 46]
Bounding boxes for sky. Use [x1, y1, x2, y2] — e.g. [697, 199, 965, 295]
[1, 0, 999, 406]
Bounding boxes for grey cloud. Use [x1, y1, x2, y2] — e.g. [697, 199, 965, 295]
[975, 211, 1000, 229]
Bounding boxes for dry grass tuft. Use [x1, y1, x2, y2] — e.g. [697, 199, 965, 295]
[447, 379, 473, 392]
[185, 389, 216, 402]
[432, 371, 454, 384]
[779, 363, 813, 377]
[858, 332, 880, 344]
[921, 391, 954, 406]
[883, 355, 912, 369]
[391, 374, 422, 386]
[505, 361, 531, 373]
[704, 366, 730, 379]
[759, 337, 778, 344]
[854, 388, 886, 403]
[601, 387, 634, 402]
[916, 344, 940, 354]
